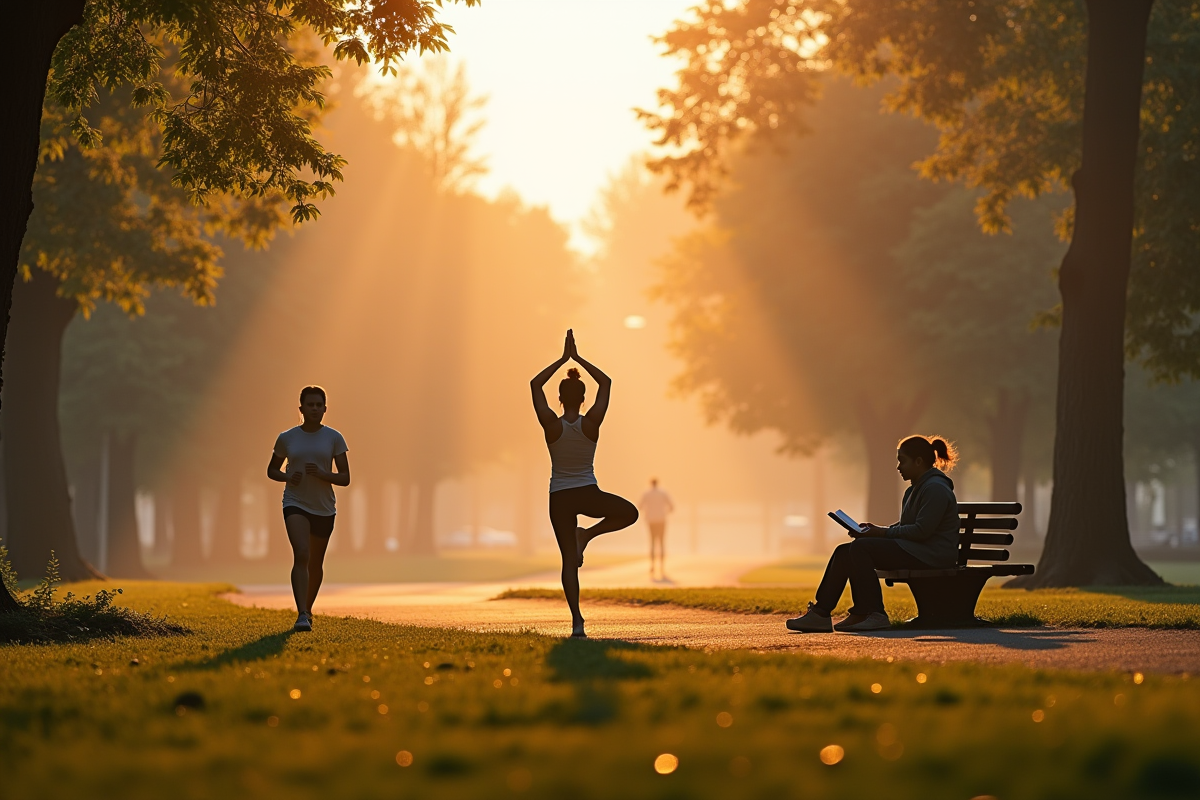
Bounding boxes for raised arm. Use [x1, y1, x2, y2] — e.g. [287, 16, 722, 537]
[531, 331, 572, 440]
[574, 349, 612, 436]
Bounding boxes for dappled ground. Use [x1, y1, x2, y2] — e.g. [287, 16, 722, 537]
[3, 582, 1200, 800]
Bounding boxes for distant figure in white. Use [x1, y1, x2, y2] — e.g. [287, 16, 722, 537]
[640, 478, 675, 578]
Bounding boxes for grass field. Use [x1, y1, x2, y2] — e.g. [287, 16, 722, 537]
[497, 584, 1200, 628]
[2, 582, 1200, 799]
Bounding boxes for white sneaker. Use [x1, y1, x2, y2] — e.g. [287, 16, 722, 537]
[294, 613, 312, 632]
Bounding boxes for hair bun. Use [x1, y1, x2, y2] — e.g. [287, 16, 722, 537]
[567, 368, 581, 379]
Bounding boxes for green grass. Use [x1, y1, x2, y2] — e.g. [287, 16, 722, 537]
[497, 585, 1200, 628]
[3, 582, 1200, 799]
[153, 552, 640, 585]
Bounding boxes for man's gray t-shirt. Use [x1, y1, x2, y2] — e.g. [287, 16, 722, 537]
[273, 425, 349, 516]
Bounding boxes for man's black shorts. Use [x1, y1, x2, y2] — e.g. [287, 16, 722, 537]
[283, 506, 336, 538]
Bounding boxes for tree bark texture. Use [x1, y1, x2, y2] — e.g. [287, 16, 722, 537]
[1017, 0, 1161, 587]
[0, 1, 87, 610]
[410, 479, 437, 555]
[105, 432, 151, 578]
[857, 394, 928, 524]
[988, 388, 1030, 502]
[3, 269, 94, 580]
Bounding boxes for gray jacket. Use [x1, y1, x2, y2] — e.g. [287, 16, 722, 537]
[886, 467, 959, 567]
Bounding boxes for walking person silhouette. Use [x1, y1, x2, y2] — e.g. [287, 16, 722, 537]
[266, 386, 350, 632]
[531, 330, 638, 638]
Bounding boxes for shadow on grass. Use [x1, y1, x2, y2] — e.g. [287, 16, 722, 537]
[545, 638, 654, 682]
[181, 630, 295, 671]
[531, 639, 655, 726]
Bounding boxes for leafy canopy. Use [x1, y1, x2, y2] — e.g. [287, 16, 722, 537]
[48, 0, 479, 224]
[641, 0, 1200, 378]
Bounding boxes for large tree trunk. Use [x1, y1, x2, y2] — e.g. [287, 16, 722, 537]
[0, 0, 88, 613]
[1014, 0, 1161, 587]
[170, 468, 204, 567]
[105, 432, 151, 578]
[209, 469, 244, 564]
[3, 268, 95, 580]
[410, 479, 437, 555]
[988, 388, 1030, 502]
[856, 394, 928, 524]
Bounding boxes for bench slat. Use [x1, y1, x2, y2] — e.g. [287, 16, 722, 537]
[960, 518, 1018, 531]
[957, 501, 1022, 515]
[877, 563, 1033, 580]
[962, 547, 1009, 561]
[961, 532, 1014, 546]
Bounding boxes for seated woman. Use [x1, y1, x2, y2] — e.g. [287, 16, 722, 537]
[787, 435, 960, 633]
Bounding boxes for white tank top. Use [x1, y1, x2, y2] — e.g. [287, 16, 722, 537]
[547, 416, 598, 493]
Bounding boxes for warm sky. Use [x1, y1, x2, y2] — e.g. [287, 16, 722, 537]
[433, 0, 696, 245]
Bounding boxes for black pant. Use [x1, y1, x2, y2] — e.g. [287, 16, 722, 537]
[548, 484, 638, 555]
[814, 538, 932, 615]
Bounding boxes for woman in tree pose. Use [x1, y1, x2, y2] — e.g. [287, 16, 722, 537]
[786, 435, 960, 633]
[266, 386, 350, 632]
[531, 330, 638, 637]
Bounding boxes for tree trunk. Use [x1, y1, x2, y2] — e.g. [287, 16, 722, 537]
[1014, 0, 1161, 587]
[856, 394, 929, 524]
[208, 468, 243, 564]
[410, 479, 437, 555]
[988, 388, 1030, 502]
[0, 0, 88, 612]
[105, 431, 150, 578]
[3, 268, 95, 580]
[170, 468, 204, 567]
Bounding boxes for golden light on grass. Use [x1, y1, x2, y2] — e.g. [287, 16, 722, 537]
[503, 668, 512, 677]
[362, 676, 371, 683]
[424, 676, 435, 686]
[870, 683, 883, 694]
[395, 750, 414, 767]
[1031, 709, 1045, 723]
[371, 690, 381, 699]
[654, 754, 679, 775]
[819, 745, 844, 765]
[916, 673, 927, 684]
[716, 711, 733, 728]
[289, 689, 301, 700]
[507, 768, 533, 791]
[493, 679, 504, 689]
[1133, 672, 1145, 685]
[378, 704, 389, 715]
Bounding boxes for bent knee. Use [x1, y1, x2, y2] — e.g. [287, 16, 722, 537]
[626, 505, 640, 525]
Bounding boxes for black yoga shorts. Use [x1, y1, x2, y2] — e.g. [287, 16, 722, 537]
[283, 506, 336, 538]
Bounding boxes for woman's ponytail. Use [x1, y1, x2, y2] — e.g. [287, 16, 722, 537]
[898, 434, 959, 472]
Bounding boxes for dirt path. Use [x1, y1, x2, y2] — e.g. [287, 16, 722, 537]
[226, 583, 1200, 675]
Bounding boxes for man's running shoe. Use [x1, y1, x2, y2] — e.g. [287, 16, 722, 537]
[785, 602, 833, 633]
[294, 613, 312, 632]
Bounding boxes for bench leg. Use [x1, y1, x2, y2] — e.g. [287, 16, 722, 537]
[902, 573, 992, 628]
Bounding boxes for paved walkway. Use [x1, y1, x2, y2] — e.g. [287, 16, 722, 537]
[225, 555, 1200, 675]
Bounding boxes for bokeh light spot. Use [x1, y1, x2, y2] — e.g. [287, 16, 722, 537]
[654, 753, 679, 774]
[289, 689, 301, 700]
[716, 711, 733, 728]
[624, 314, 646, 329]
[396, 750, 413, 767]
[820, 745, 845, 765]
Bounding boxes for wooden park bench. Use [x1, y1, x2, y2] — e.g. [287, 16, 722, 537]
[876, 501, 1034, 627]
